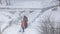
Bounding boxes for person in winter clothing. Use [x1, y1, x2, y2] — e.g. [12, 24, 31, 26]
[21, 16, 28, 32]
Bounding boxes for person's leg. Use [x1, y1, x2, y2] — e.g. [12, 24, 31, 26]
[23, 28, 24, 32]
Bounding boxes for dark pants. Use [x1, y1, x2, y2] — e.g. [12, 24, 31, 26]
[23, 28, 24, 32]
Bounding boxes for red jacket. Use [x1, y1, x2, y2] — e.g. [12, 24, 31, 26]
[21, 21, 24, 29]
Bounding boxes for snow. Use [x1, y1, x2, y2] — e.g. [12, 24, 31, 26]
[24, 7, 53, 34]
[0, 0, 58, 8]
[50, 7, 60, 28]
[0, 0, 60, 34]
[0, 7, 60, 34]
[9, 0, 58, 8]
[1, 7, 60, 34]
[0, 10, 42, 34]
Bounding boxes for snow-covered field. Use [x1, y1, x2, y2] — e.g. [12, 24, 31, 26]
[0, 10, 42, 34]
[0, 6, 60, 34]
[0, 0, 60, 34]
